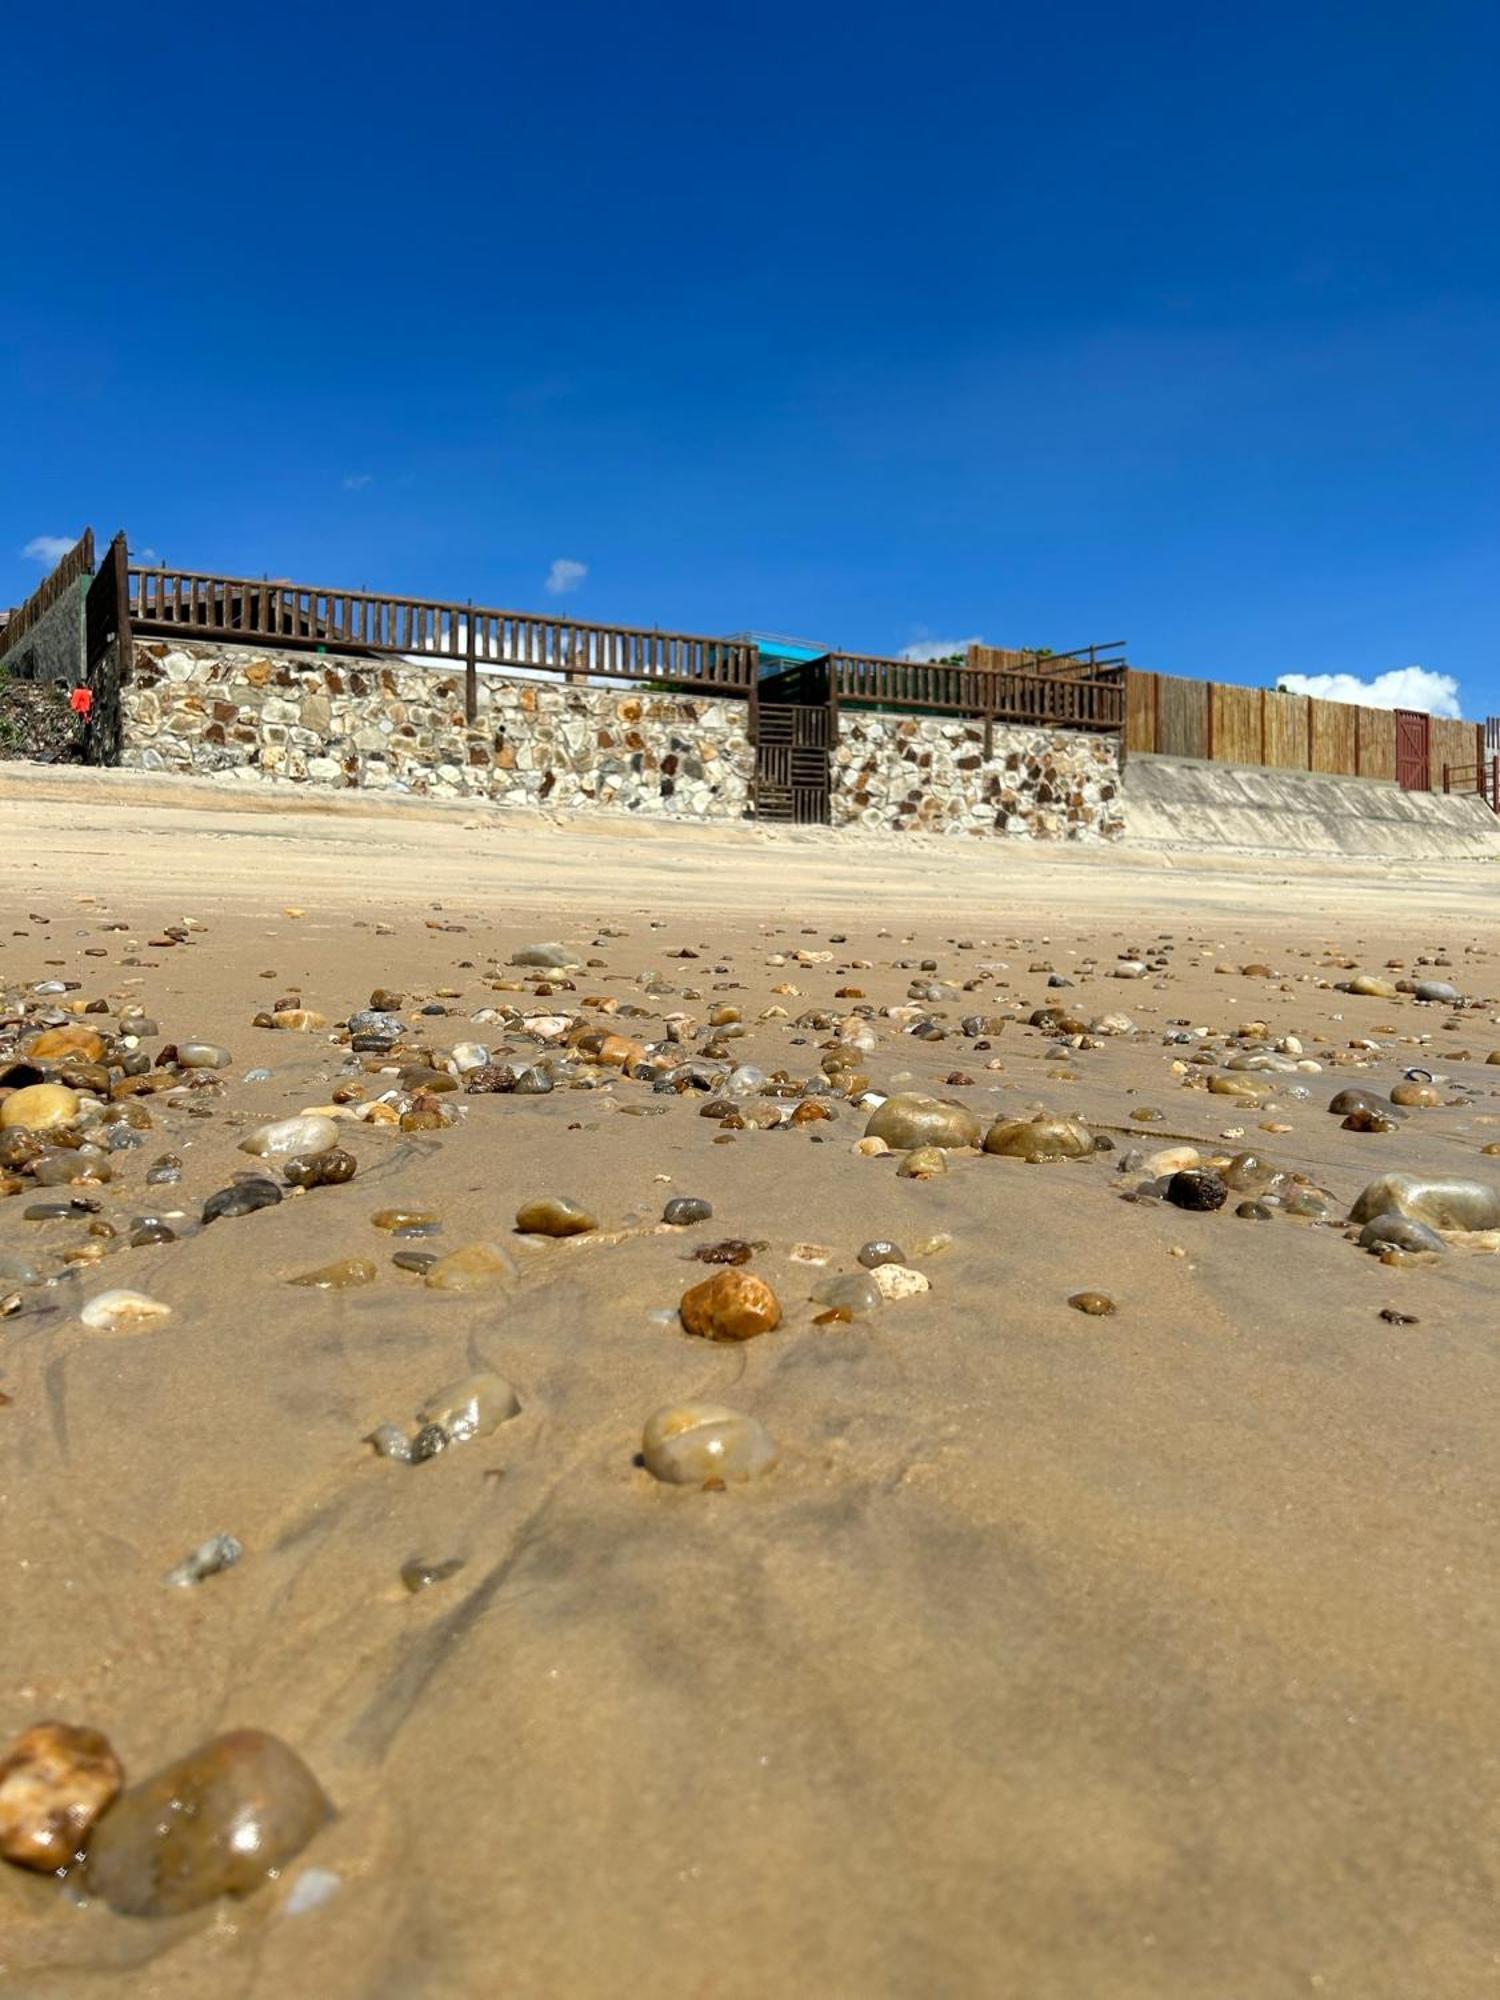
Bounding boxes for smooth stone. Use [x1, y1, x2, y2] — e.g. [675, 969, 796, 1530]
[371, 1208, 440, 1233]
[1389, 1082, 1442, 1108]
[270, 1010, 327, 1031]
[811, 1271, 882, 1316]
[857, 1239, 907, 1268]
[1, 1084, 81, 1132]
[164, 1533, 244, 1587]
[862, 1093, 981, 1151]
[203, 1179, 283, 1223]
[1220, 1151, 1279, 1193]
[1166, 1169, 1228, 1212]
[512, 1067, 554, 1094]
[1068, 1290, 1116, 1315]
[1235, 1200, 1274, 1220]
[288, 1257, 377, 1290]
[514, 1195, 597, 1237]
[1348, 975, 1398, 998]
[1140, 1145, 1201, 1177]
[410, 1423, 449, 1463]
[392, 1250, 439, 1275]
[868, 1262, 930, 1301]
[33, 1150, 111, 1186]
[1414, 980, 1460, 1003]
[1343, 1107, 1403, 1133]
[897, 1145, 948, 1179]
[0, 1721, 123, 1872]
[1357, 1214, 1446, 1254]
[423, 1242, 517, 1291]
[1349, 1174, 1500, 1232]
[1281, 1189, 1330, 1218]
[86, 1730, 332, 1917]
[401, 1556, 466, 1593]
[509, 943, 574, 967]
[662, 1196, 713, 1226]
[366, 1423, 413, 1462]
[983, 1115, 1093, 1161]
[1328, 1088, 1399, 1118]
[27, 1026, 106, 1063]
[1208, 1075, 1268, 1097]
[79, 1289, 172, 1334]
[178, 1042, 232, 1069]
[417, 1372, 520, 1442]
[679, 1269, 782, 1342]
[239, 1114, 339, 1159]
[283, 1147, 358, 1189]
[641, 1403, 779, 1485]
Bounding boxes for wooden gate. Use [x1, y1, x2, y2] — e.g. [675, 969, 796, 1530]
[1395, 708, 1430, 791]
[754, 703, 830, 823]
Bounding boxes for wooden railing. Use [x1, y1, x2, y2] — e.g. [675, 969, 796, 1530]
[1443, 760, 1500, 812]
[831, 652, 1125, 731]
[127, 566, 756, 718]
[0, 530, 95, 666]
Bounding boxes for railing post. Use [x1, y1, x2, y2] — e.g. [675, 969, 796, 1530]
[464, 600, 477, 723]
[1443, 764, 1451, 794]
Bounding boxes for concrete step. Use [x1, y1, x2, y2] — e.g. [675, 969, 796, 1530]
[1123, 753, 1500, 861]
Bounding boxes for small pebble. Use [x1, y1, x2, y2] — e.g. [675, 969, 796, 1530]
[288, 1257, 378, 1289]
[641, 1402, 779, 1485]
[514, 1195, 597, 1237]
[0, 1721, 123, 1872]
[401, 1557, 466, 1593]
[662, 1196, 713, 1226]
[679, 1268, 782, 1342]
[1068, 1291, 1116, 1315]
[164, 1533, 244, 1588]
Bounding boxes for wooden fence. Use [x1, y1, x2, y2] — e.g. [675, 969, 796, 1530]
[832, 652, 1125, 731]
[1125, 670, 1482, 792]
[0, 530, 95, 667]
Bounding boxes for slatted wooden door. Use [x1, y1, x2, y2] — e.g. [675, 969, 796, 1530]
[1395, 709, 1430, 791]
[754, 704, 831, 824]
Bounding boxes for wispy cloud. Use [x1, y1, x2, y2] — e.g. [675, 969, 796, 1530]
[1276, 667, 1461, 719]
[545, 558, 588, 596]
[22, 534, 77, 564]
[342, 473, 374, 491]
[130, 544, 160, 565]
[898, 634, 984, 663]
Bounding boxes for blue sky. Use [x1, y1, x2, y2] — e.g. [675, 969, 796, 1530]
[4, 0, 1497, 712]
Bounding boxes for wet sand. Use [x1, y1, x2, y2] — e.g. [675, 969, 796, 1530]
[1, 775, 1498, 1998]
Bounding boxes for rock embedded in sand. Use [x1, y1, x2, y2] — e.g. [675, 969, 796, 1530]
[178, 1042, 232, 1069]
[203, 1179, 283, 1223]
[509, 943, 575, 968]
[680, 1268, 782, 1342]
[423, 1241, 517, 1291]
[371, 1207, 440, 1234]
[897, 1145, 948, 1180]
[1389, 1081, 1442, 1109]
[1413, 980, 1460, 1004]
[1069, 1291, 1116, 1315]
[857, 1239, 907, 1268]
[863, 1093, 981, 1151]
[868, 1262, 930, 1301]
[662, 1196, 712, 1226]
[983, 1114, 1093, 1161]
[401, 1556, 466, 1593]
[417, 1371, 520, 1442]
[288, 1257, 377, 1289]
[0, 1721, 123, 1872]
[811, 1271, 882, 1317]
[79, 1289, 172, 1334]
[164, 1533, 244, 1587]
[515, 1196, 597, 1237]
[1357, 1214, 1445, 1255]
[239, 1114, 340, 1160]
[1166, 1169, 1228, 1212]
[86, 1730, 332, 1917]
[1, 1083, 81, 1132]
[27, 1026, 105, 1064]
[1348, 1174, 1500, 1233]
[641, 1402, 779, 1486]
[1347, 975, 1399, 999]
[284, 1147, 358, 1189]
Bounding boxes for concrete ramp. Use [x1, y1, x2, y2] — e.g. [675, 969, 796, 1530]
[1124, 754, 1500, 861]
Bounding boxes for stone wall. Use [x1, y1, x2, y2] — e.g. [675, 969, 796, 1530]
[121, 641, 755, 821]
[0, 577, 86, 686]
[831, 712, 1124, 840]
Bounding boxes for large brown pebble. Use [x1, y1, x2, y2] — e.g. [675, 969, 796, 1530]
[0, 1721, 123, 1872]
[86, 1730, 331, 1916]
[983, 1114, 1093, 1161]
[863, 1093, 980, 1150]
[26, 1026, 106, 1064]
[515, 1195, 596, 1236]
[679, 1268, 782, 1342]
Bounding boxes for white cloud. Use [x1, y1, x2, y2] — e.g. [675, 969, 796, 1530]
[22, 534, 77, 564]
[342, 473, 374, 491]
[545, 558, 588, 596]
[898, 634, 984, 662]
[1275, 666, 1462, 719]
[131, 544, 160, 565]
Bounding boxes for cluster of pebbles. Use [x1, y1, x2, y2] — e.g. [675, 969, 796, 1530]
[3, 912, 1499, 1923]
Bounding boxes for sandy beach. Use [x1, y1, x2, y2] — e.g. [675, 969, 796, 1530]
[1, 772, 1498, 1999]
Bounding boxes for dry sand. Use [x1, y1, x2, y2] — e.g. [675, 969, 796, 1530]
[1, 770, 1498, 1998]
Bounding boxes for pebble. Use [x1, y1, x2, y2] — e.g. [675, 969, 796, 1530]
[283, 1147, 358, 1190]
[392, 1249, 439, 1275]
[165, 1532, 244, 1587]
[27, 1026, 105, 1063]
[694, 1238, 755, 1265]
[509, 943, 575, 967]
[983, 1115, 1093, 1160]
[371, 1207, 440, 1234]
[1413, 980, 1460, 1004]
[289, 1257, 378, 1289]
[1349, 1173, 1500, 1232]
[641, 1402, 779, 1485]
[1166, 1169, 1228, 1212]
[417, 1372, 520, 1442]
[679, 1268, 782, 1342]
[862, 1093, 981, 1150]
[1068, 1291, 1116, 1315]
[86, 1730, 332, 1917]
[203, 1179, 283, 1223]
[897, 1145, 948, 1179]
[0, 1721, 123, 1872]
[515, 1195, 597, 1237]
[239, 1114, 340, 1159]
[0, 1083, 81, 1132]
[1347, 974, 1398, 998]
[1389, 1081, 1442, 1108]
[1140, 1145, 1201, 1176]
[401, 1557, 466, 1593]
[423, 1241, 516, 1291]
[367, 1423, 413, 1461]
[857, 1239, 907, 1268]
[79, 1289, 172, 1334]
[1357, 1214, 1446, 1255]
[868, 1262, 930, 1301]
[1235, 1200, 1274, 1220]
[662, 1196, 713, 1226]
[410, 1423, 449, 1463]
[270, 1009, 327, 1031]
[177, 1042, 232, 1069]
[811, 1271, 882, 1316]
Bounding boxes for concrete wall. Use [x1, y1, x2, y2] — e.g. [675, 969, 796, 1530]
[122, 641, 754, 821]
[0, 577, 86, 686]
[832, 712, 1124, 840]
